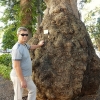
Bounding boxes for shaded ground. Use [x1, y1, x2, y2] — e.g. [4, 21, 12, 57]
[0, 75, 100, 100]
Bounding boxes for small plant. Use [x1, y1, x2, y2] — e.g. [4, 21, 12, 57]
[0, 53, 12, 67]
[0, 64, 11, 79]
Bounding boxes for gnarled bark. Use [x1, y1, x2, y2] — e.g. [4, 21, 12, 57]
[28, 0, 100, 100]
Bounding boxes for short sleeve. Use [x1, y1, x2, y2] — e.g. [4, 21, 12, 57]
[25, 43, 30, 49]
[12, 49, 22, 60]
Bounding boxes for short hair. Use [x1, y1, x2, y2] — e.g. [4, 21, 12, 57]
[17, 27, 28, 34]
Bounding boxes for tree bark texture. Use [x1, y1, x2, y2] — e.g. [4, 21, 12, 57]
[20, 0, 33, 40]
[28, 0, 100, 100]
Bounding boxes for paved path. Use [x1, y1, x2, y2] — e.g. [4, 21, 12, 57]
[0, 76, 27, 100]
[0, 76, 14, 100]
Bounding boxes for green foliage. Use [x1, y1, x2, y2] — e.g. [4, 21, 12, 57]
[84, 6, 100, 46]
[0, 0, 20, 27]
[0, 0, 20, 50]
[80, 0, 91, 3]
[0, 0, 46, 49]
[2, 24, 17, 49]
[0, 30, 3, 38]
[78, 0, 92, 10]
[0, 0, 46, 31]
[0, 64, 11, 79]
[0, 53, 12, 67]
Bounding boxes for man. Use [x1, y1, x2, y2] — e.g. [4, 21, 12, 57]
[10, 27, 44, 100]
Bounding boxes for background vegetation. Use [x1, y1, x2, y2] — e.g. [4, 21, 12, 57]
[0, 54, 11, 79]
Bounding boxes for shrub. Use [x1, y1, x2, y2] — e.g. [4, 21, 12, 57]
[0, 64, 11, 79]
[0, 53, 12, 67]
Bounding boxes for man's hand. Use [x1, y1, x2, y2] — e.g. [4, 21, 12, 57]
[30, 40, 44, 50]
[38, 40, 44, 47]
[21, 80, 27, 88]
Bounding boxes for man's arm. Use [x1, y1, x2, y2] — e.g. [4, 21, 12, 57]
[30, 40, 44, 50]
[13, 60, 27, 88]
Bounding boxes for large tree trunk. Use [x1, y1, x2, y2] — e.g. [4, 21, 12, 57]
[28, 0, 100, 100]
[20, 0, 33, 40]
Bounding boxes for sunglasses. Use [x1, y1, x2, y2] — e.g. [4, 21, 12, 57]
[20, 34, 28, 36]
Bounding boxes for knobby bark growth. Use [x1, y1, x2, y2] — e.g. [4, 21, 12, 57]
[28, 0, 100, 100]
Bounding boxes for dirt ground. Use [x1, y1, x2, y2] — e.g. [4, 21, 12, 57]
[0, 75, 100, 100]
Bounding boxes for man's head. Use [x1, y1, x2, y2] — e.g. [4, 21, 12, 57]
[17, 27, 29, 44]
[17, 27, 28, 35]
